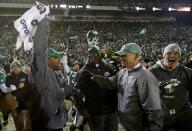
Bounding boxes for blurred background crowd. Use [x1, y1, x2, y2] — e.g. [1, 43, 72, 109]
[0, 20, 192, 68]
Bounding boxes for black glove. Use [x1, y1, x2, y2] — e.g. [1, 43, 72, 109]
[76, 89, 85, 99]
[81, 70, 94, 78]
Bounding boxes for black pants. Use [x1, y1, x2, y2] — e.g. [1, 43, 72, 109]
[46, 129, 62, 131]
[88, 112, 118, 131]
[2, 110, 9, 121]
[31, 126, 62, 131]
[162, 110, 192, 131]
[31, 121, 63, 131]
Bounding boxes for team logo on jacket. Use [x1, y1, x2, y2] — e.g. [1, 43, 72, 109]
[104, 72, 110, 77]
[160, 79, 180, 94]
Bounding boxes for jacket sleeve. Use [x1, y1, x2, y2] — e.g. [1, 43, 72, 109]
[30, 18, 52, 126]
[31, 18, 49, 92]
[183, 66, 192, 104]
[62, 83, 83, 98]
[189, 76, 192, 104]
[138, 72, 163, 131]
[92, 75, 116, 90]
[62, 55, 71, 75]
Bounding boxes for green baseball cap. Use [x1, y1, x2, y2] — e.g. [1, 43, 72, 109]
[47, 48, 64, 58]
[11, 60, 22, 68]
[0, 71, 6, 85]
[88, 45, 101, 56]
[115, 43, 142, 56]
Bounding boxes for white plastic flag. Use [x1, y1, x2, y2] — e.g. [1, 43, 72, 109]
[14, 1, 50, 51]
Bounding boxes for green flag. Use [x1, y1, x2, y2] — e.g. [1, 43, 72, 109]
[139, 28, 147, 35]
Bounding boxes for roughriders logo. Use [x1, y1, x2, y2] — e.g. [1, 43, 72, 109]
[31, 19, 38, 27]
[36, 4, 46, 14]
[86, 30, 99, 46]
[160, 79, 180, 94]
[104, 71, 110, 77]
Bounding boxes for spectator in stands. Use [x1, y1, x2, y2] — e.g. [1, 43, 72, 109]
[185, 54, 192, 69]
[62, 54, 84, 131]
[5, 60, 31, 131]
[0, 71, 7, 130]
[22, 65, 31, 75]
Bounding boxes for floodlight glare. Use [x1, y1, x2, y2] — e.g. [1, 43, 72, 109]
[86, 5, 91, 9]
[152, 7, 156, 11]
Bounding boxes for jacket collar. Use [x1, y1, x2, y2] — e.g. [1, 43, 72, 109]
[156, 59, 179, 71]
[127, 63, 142, 73]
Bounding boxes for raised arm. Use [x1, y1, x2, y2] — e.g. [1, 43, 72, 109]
[62, 54, 71, 75]
[31, 18, 49, 91]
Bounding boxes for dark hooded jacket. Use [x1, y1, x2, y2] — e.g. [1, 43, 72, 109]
[149, 60, 192, 125]
[5, 71, 30, 109]
[77, 60, 117, 116]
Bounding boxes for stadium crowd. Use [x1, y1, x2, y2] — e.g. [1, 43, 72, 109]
[0, 18, 192, 131]
[0, 0, 189, 6]
[1, 20, 192, 66]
